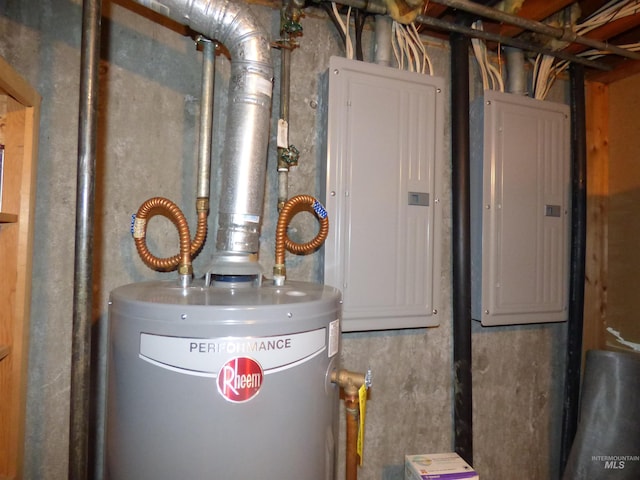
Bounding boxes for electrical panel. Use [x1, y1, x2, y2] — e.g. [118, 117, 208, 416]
[470, 90, 571, 326]
[322, 57, 444, 332]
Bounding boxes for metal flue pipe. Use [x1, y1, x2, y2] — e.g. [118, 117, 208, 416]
[132, 0, 274, 258]
[69, 0, 102, 478]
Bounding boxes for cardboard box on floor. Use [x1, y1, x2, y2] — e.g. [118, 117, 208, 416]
[405, 453, 478, 480]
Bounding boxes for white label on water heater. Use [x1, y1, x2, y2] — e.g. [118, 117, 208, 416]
[139, 328, 327, 377]
[328, 319, 339, 358]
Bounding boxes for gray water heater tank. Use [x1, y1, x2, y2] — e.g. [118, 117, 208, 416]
[106, 279, 342, 480]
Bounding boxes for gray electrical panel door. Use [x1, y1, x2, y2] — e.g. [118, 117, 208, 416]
[323, 57, 444, 331]
[471, 90, 571, 326]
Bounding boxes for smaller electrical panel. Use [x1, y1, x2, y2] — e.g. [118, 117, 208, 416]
[471, 90, 571, 326]
[323, 57, 444, 331]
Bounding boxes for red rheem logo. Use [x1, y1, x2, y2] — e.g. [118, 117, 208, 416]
[217, 357, 263, 403]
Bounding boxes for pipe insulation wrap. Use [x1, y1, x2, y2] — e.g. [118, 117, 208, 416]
[132, 0, 274, 255]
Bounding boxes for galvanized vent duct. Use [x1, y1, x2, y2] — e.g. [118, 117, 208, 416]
[133, 0, 274, 259]
[504, 47, 526, 95]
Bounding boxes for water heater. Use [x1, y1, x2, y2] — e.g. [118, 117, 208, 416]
[106, 279, 341, 479]
[103, 2, 346, 478]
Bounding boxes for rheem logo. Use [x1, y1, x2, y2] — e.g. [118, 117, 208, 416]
[217, 357, 263, 403]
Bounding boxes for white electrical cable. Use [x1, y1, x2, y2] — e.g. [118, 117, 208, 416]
[472, 38, 490, 89]
[540, 57, 553, 99]
[471, 21, 503, 91]
[471, 23, 489, 89]
[487, 56, 504, 92]
[391, 22, 402, 69]
[391, 20, 434, 76]
[393, 22, 406, 70]
[410, 23, 433, 75]
[532, 0, 640, 100]
[580, 42, 640, 59]
[542, 61, 566, 99]
[401, 24, 417, 72]
[535, 55, 554, 100]
[578, 0, 639, 36]
[331, 2, 353, 60]
[396, 24, 412, 71]
[531, 56, 539, 97]
[345, 7, 354, 60]
[405, 27, 421, 72]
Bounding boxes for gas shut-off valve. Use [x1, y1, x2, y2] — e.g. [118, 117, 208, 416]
[332, 368, 372, 480]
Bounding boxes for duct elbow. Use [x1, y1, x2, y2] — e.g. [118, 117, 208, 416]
[133, 0, 274, 258]
[132, 0, 272, 67]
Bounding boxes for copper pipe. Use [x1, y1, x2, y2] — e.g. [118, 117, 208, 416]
[345, 392, 359, 480]
[132, 196, 206, 275]
[273, 194, 329, 284]
[331, 369, 372, 480]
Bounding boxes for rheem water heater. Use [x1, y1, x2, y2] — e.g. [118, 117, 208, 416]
[103, 1, 348, 478]
[106, 279, 341, 479]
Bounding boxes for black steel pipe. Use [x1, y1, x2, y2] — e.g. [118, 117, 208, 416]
[560, 63, 587, 475]
[451, 30, 473, 466]
[69, 0, 102, 479]
[430, 0, 640, 61]
[313, 0, 611, 71]
[415, 14, 611, 72]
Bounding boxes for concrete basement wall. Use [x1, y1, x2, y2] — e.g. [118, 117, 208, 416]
[0, 1, 567, 478]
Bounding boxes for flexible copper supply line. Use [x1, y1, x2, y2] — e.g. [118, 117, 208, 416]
[273, 194, 329, 285]
[132, 196, 207, 274]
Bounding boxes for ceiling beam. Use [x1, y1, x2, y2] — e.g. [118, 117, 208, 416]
[563, 15, 640, 55]
[429, 0, 640, 59]
[424, 4, 449, 18]
[498, 0, 575, 38]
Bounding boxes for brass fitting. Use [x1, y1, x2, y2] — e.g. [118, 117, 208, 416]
[273, 263, 286, 287]
[331, 368, 372, 397]
[196, 197, 209, 214]
[178, 264, 193, 276]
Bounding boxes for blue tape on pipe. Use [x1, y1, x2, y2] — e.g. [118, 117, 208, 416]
[130, 214, 136, 235]
[313, 200, 328, 219]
